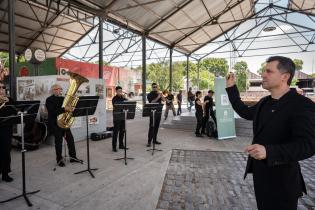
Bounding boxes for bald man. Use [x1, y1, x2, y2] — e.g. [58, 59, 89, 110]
[45, 84, 82, 167]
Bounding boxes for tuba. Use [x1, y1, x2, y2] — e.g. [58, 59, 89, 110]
[0, 95, 8, 109]
[57, 72, 89, 129]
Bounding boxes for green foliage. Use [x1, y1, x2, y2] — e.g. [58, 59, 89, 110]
[146, 61, 185, 92]
[293, 59, 303, 71]
[310, 73, 315, 78]
[257, 62, 266, 75]
[200, 57, 229, 77]
[0, 52, 9, 67]
[291, 77, 298, 86]
[234, 61, 248, 92]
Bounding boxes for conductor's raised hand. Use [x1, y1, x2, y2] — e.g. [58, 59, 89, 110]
[226, 72, 236, 88]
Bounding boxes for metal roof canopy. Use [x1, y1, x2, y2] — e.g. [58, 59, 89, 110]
[64, 0, 255, 55]
[0, 0, 314, 62]
[289, 0, 315, 15]
[0, 0, 96, 57]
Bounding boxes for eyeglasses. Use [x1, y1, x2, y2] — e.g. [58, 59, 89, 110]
[54, 88, 62, 90]
[0, 86, 6, 89]
[152, 86, 157, 88]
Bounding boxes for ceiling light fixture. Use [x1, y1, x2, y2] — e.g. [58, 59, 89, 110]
[263, 26, 276, 32]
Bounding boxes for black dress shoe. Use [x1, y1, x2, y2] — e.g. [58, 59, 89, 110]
[70, 158, 83, 163]
[146, 143, 151, 147]
[196, 134, 203, 137]
[154, 141, 162, 144]
[2, 174, 13, 182]
[58, 161, 65, 167]
[119, 146, 128, 150]
[112, 148, 118, 152]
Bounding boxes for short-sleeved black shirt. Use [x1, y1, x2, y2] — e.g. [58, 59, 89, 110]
[195, 98, 203, 115]
[147, 91, 162, 104]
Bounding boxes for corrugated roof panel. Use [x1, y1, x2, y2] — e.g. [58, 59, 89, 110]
[175, 0, 254, 53]
[289, 0, 315, 15]
[0, 0, 95, 57]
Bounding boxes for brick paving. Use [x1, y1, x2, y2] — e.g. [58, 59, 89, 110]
[156, 150, 315, 210]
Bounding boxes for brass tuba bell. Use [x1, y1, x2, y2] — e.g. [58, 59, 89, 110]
[57, 71, 89, 129]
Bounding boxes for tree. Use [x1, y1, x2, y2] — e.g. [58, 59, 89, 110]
[233, 61, 248, 92]
[146, 61, 185, 92]
[293, 59, 303, 71]
[147, 62, 168, 91]
[310, 73, 315, 78]
[257, 62, 266, 75]
[200, 57, 229, 77]
[198, 70, 215, 90]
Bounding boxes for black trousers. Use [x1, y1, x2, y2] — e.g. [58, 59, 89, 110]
[177, 102, 182, 115]
[53, 127, 76, 162]
[0, 126, 13, 175]
[148, 112, 162, 144]
[112, 120, 125, 149]
[195, 113, 203, 134]
[201, 113, 209, 133]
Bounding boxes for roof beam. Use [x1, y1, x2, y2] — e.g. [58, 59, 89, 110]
[22, 1, 69, 52]
[197, 14, 269, 60]
[147, 0, 194, 33]
[191, 4, 268, 54]
[173, 0, 247, 46]
[113, 0, 167, 12]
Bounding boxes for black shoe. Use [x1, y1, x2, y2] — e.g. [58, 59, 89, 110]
[112, 148, 118, 152]
[58, 161, 65, 167]
[2, 174, 13, 182]
[146, 143, 151, 147]
[154, 141, 162, 144]
[119, 146, 128, 150]
[70, 158, 83, 163]
[195, 134, 203, 137]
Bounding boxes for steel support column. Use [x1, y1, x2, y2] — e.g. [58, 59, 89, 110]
[142, 35, 146, 105]
[197, 60, 200, 90]
[98, 17, 103, 79]
[169, 48, 173, 92]
[8, 0, 16, 99]
[186, 55, 189, 94]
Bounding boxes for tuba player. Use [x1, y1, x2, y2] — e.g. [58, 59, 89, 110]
[45, 84, 82, 167]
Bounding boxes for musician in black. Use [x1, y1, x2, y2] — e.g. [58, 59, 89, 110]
[176, 90, 182, 115]
[147, 83, 165, 147]
[112, 86, 128, 152]
[0, 82, 16, 182]
[45, 84, 81, 167]
[201, 90, 216, 135]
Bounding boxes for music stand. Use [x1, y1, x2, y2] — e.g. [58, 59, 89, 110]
[73, 96, 99, 178]
[0, 101, 40, 207]
[113, 101, 136, 165]
[143, 103, 164, 155]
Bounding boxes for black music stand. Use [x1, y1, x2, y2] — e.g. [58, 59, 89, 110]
[143, 103, 164, 155]
[0, 101, 40, 207]
[73, 96, 99, 178]
[113, 101, 136, 165]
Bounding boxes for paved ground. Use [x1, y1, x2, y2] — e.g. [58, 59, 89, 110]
[0, 110, 314, 210]
[156, 150, 315, 210]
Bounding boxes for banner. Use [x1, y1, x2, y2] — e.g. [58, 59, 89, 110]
[214, 77, 236, 139]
